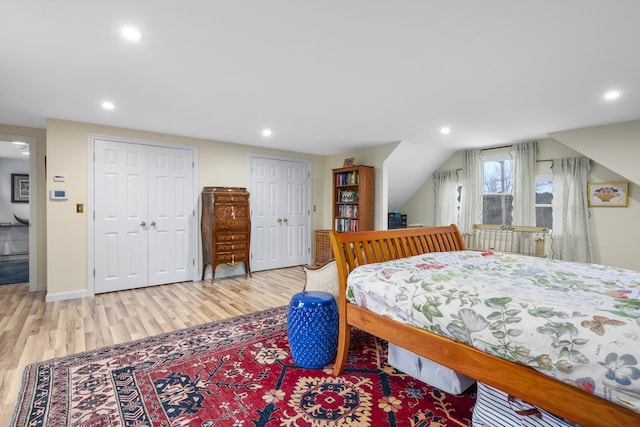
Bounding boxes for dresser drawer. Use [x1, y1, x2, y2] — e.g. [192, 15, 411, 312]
[213, 194, 249, 204]
[216, 233, 248, 243]
[215, 241, 248, 252]
[216, 252, 247, 265]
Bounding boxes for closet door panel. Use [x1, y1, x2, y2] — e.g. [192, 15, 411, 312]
[95, 140, 148, 293]
[250, 157, 283, 271]
[148, 146, 194, 285]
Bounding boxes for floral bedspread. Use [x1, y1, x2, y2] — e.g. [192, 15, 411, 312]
[347, 250, 640, 413]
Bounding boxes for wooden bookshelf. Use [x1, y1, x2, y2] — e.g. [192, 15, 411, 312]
[332, 165, 374, 232]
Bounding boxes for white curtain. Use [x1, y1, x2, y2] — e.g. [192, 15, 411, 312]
[459, 149, 482, 233]
[551, 157, 592, 262]
[433, 170, 459, 226]
[511, 141, 537, 226]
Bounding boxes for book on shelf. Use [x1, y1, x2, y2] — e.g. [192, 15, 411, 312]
[336, 170, 359, 186]
[338, 189, 358, 202]
[334, 218, 359, 232]
[337, 204, 359, 218]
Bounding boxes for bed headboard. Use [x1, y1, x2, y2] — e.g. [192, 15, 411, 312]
[329, 225, 465, 290]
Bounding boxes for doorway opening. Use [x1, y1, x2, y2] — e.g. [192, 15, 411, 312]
[0, 135, 38, 289]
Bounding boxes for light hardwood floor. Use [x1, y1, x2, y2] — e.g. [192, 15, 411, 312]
[0, 267, 305, 426]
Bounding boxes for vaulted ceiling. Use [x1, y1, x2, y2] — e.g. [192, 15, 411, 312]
[2, 1, 639, 159]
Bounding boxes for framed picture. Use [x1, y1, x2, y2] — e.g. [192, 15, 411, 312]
[588, 181, 628, 207]
[11, 173, 29, 203]
[343, 157, 355, 167]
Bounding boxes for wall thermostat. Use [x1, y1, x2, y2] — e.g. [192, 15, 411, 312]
[50, 189, 68, 200]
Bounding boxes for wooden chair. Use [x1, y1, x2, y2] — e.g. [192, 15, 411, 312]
[463, 224, 549, 257]
[301, 259, 339, 299]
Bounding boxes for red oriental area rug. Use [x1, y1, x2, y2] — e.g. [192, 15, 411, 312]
[11, 306, 475, 426]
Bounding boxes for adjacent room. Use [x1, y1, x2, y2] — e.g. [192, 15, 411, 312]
[0, 142, 31, 285]
[1, 2, 639, 426]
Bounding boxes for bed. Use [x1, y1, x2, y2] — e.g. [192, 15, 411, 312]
[329, 225, 640, 427]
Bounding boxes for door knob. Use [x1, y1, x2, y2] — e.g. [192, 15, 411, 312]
[277, 218, 282, 223]
[283, 218, 288, 223]
[140, 221, 146, 227]
[150, 221, 156, 227]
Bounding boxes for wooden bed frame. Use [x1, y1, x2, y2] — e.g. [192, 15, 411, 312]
[329, 225, 639, 427]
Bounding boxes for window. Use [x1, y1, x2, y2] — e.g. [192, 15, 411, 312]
[536, 174, 553, 229]
[482, 153, 512, 225]
[478, 149, 553, 228]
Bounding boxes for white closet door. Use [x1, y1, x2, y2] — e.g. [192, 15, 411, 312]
[147, 146, 194, 285]
[94, 139, 195, 293]
[281, 160, 310, 267]
[94, 140, 149, 293]
[251, 156, 310, 271]
[251, 157, 283, 271]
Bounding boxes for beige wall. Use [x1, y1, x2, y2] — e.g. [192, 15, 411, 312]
[550, 119, 640, 185]
[45, 119, 326, 298]
[589, 163, 640, 270]
[400, 135, 640, 271]
[8, 117, 639, 299]
[3, 118, 396, 300]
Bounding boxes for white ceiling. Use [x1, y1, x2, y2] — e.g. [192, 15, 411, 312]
[0, 140, 30, 160]
[1, 1, 639, 157]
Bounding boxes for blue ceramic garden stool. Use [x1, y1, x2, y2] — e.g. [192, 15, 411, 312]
[287, 291, 339, 369]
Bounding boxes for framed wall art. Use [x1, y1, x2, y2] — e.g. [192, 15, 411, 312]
[11, 173, 29, 203]
[588, 181, 628, 207]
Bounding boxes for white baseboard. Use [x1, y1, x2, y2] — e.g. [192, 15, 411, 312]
[45, 289, 89, 302]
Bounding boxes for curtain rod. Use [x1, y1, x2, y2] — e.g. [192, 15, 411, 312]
[480, 140, 541, 153]
[454, 159, 551, 172]
[480, 144, 512, 152]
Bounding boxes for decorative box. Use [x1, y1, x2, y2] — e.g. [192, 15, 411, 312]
[387, 343, 475, 395]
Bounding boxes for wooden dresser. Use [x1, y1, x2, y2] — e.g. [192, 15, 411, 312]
[201, 187, 251, 281]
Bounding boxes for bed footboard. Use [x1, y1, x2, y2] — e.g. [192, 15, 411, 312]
[329, 225, 465, 374]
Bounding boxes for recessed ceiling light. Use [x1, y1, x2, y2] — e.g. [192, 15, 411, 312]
[441, 127, 451, 135]
[12, 141, 27, 146]
[102, 101, 115, 110]
[121, 26, 143, 41]
[22, 151, 30, 155]
[604, 90, 621, 101]
[262, 128, 272, 137]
